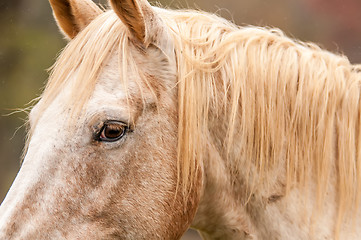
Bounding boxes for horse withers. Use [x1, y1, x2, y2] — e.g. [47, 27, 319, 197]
[1, 0, 361, 239]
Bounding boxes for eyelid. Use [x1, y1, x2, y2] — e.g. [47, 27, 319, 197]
[87, 109, 130, 129]
[103, 120, 127, 126]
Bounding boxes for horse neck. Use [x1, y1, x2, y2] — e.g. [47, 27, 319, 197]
[191, 55, 361, 239]
[191, 77, 271, 239]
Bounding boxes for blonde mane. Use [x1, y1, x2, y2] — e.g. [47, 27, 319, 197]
[34, 6, 361, 236]
[165, 10, 361, 235]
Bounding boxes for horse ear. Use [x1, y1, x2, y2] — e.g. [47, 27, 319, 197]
[109, 0, 174, 55]
[49, 0, 103, 39]
[109, 0, 146, 43]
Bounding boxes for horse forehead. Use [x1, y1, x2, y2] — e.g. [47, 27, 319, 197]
[30, 49, 145, 134]
[91, 66, 126, 103]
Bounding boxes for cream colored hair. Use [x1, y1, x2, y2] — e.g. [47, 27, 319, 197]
[32, 7, 361, 236]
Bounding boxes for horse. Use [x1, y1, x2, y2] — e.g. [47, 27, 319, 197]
[1, 0, 361, 239]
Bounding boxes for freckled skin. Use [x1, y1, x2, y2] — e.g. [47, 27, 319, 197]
[0, 47, 198, 239]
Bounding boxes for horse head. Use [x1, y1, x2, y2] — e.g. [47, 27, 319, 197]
[0, 0, 200, 239]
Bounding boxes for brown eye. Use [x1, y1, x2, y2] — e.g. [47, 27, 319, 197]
[99, 121, 127, 142]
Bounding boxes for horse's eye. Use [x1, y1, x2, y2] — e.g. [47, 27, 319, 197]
[99, 121, 127, 142]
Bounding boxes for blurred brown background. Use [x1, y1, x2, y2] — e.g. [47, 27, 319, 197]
[0, 0, 360, 239]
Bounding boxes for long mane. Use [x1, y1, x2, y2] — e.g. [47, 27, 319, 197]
[163, 8, 361, 233]
[34, 6, 361, 234]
